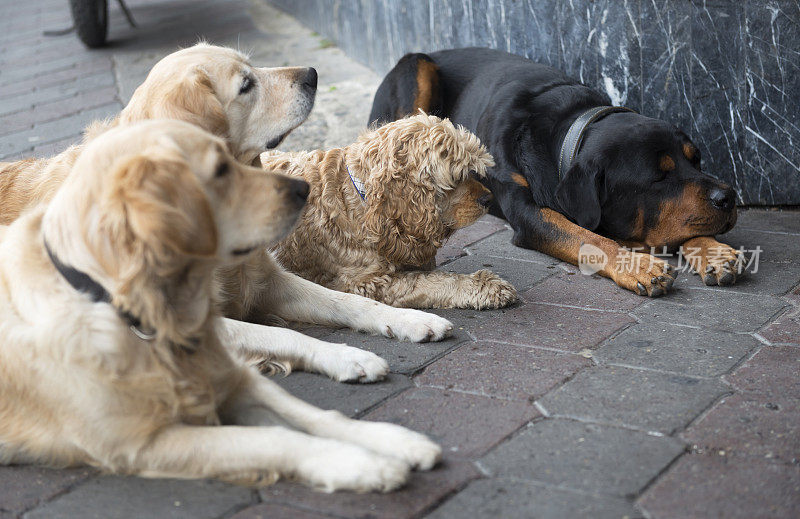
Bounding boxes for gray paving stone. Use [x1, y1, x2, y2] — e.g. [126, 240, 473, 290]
[230, 503, 332, 519]
[681, 393, 800, 465]
[0, 59, 112, 100]
[0, 85, 119, 139]
[726, 346, 800, 400]
[735, 208, 800, 235]
[465, 229, 559, 265]
[595, 322, 760, 377]
[474, 302, 636, 352]
[638, 454, 800, 519]
[1, 103, 121, 158]
[259, 460, 479, 519]
[522, 267, 645, 311]
[539, 365, 729, 433]
[0, 71, 113, 117]
[480, 419, 685, 497]
[321, 328, 469, 375]
[719, 226, 800, 265]
[428, 478, 640, 519]
[23, 476, 253, 519]
[671, 257, 800, 297]
[436, 215, 508, 265]
[633, 288, 787, 333]
[415, 341, 591, 401]
[274, 373, 412, 418]
[440, 254, 554, 294]
[364, 387, 540, 458]
[0, 466, 93, 517]
[759, 305, 800, 346]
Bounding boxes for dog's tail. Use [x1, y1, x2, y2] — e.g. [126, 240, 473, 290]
[368, 53, 443, 127]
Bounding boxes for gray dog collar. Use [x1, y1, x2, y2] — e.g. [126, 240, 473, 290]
[558, 106, 635, 179]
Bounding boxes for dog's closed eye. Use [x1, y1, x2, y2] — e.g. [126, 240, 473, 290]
[239, 76, 254, 95]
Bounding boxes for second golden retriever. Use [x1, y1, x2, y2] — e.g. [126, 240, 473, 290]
[0, 43, 316, 226]
[0, 120, 440, 491]
[264, 113, 518, 309]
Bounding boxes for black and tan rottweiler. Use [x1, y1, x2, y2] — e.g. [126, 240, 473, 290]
[369, 47, 743, 297]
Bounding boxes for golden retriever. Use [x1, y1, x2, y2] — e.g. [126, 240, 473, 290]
[0, 44, 454, 382]
[0, 43, 316, 225]
[263, 113, 518, 309]
[0, 120, 440, 491]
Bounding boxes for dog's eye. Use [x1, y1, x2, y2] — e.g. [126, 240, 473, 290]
[215, 162, 229, 178]
[239, 76, 254, 95]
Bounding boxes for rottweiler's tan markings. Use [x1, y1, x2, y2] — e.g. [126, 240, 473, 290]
[510, 172, 529, 188]
[681, 236, 743, 286]
[659, 154, 676, 172]
[682, 142, 696, 161]
[412, 60, 439, 112]
[643, 183, 721, 248]
[539, 208, 676, 296]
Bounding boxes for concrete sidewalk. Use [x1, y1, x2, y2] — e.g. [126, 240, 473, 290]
[1, 1, 799, 518]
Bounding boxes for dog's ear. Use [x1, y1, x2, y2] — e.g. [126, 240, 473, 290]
[362, 163, 444, 267]
[554, 161, 605, 230]
[426, 118, 495, 185]
[124, 69, 229, 140]
[107, 154, 218, 261]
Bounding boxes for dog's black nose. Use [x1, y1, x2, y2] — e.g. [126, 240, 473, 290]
[477, 192, 493, 208]
[302, 68, 317, 91]
[709, 186, 735, 211]
[290, 178, 309, 202]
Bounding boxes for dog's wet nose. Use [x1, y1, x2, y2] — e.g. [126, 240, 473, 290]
[302, 68, 318, 91]
[709, 186, 735, 212]
[290, 178, 310, 202]
[477, 192, 493, 208]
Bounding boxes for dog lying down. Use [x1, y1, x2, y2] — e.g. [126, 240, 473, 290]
[0, 43, 455, 383]
[0, 120, 440, 491]
[264, 113, 519, 309]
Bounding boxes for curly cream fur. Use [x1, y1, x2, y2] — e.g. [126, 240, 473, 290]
[267, 113, 518, 309]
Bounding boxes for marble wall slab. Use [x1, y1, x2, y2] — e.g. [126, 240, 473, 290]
[269, 0, 800, 205]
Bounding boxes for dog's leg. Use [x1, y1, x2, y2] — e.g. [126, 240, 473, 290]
[263, 267, 454, 342]
[219, 318, 389, 383]
[493, 178, 677, 296]
[223, 371, 441, 472]
[124, 421, 410, 492]
[681, 236, 744, 286]
[352, 270, 518, 309]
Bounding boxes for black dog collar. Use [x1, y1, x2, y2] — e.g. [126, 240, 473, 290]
[558, 105, 635, 179]
[44, 239, 156, 341]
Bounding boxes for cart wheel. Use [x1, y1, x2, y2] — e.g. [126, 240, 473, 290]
[69, 0, 108, 48]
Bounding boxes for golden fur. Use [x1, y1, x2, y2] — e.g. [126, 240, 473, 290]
[265, 113, 518, 309]
[0, 120, 440, 490]
[0, 45, 455, 383]
[0, 43, 316, 225]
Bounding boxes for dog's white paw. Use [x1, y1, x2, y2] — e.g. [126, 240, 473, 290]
[381, 309, 453, 342]
[318, 344, 389, 383]
[296, 442, 410, 493]
[347, 422, 442, 471]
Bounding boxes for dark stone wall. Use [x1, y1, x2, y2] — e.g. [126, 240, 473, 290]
[270, 0, 800, 205]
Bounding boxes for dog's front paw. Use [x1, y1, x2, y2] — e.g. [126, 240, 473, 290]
[612, 249, 678, 297]
[347, 422, 442, 471]
[682, 237, 744, 286]
[318, 344, 389, 383]
[467, 269, 518, 309]
[296, 442, 410, 493]
[381, 309, 453, 342]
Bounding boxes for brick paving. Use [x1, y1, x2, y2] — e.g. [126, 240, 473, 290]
[1, 1, 799, 518]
